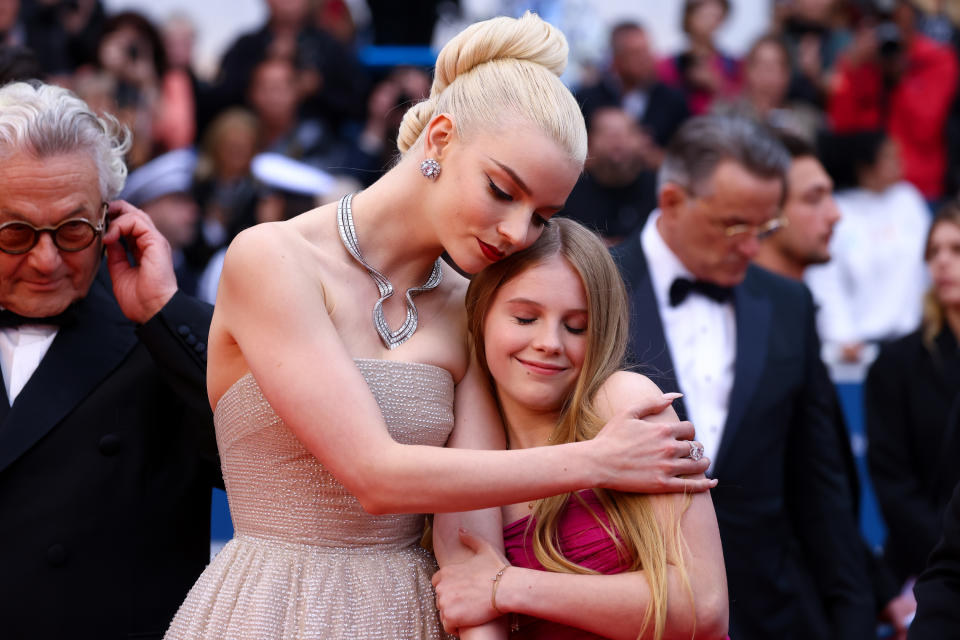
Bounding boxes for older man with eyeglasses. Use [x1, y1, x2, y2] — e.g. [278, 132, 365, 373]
[612, 114, 875, 640]
[0, 81, 220, 639]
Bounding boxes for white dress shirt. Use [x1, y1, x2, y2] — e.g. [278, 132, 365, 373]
[640, 211, 736, 470]
[0, 324, 58, 403]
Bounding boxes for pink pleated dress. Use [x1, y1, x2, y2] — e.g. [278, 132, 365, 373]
[504, 490, 730, 640]
[503, 490, 632, 639]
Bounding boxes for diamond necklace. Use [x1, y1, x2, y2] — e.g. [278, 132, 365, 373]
[337, 192, 443, 350]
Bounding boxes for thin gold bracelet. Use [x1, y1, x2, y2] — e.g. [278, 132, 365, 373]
[491, 564, 510, 615]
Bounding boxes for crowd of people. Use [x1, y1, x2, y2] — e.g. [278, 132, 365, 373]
[4, 0, 960, 639]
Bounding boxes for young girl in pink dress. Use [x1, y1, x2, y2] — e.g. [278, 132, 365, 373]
[433, 218, 729, 639]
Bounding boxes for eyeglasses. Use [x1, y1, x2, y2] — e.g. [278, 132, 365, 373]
[0, 203, 108, 255]
[678, 183, 788, 241]
[722, 216, 789, 240]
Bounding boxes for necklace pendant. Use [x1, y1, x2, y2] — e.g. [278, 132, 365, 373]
[337, 192, 443, 350]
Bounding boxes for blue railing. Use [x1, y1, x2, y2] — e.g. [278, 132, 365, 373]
[836, 382, 887, 550]
[357, 45, 436, 68]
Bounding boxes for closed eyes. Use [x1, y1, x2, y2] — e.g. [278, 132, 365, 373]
[488, 178, 513, 201]
[488, 175, 552, 228]
[512, 316, 586, 334]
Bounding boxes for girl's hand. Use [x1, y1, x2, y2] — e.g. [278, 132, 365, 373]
[433, 529, 511, 633]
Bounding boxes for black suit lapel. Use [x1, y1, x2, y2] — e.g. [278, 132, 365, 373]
[612, 234, 686, 420]
[713, 272, 772, 474]
[0, 279, 137, 473]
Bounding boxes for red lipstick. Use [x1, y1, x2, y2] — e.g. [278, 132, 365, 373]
[478, 239, 505, 262]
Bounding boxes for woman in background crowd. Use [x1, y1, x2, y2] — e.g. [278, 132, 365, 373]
[866, 202, 960, 599]
[659, 0, 740, 115]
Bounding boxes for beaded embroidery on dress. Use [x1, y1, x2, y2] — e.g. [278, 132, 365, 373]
[164, 359, 454, 639]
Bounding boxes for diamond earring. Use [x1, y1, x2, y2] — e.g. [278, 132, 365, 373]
[420, 158, 441, 180]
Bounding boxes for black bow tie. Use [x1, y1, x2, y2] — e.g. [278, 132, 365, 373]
[0, 305, 79, 328]
[669, 278, 733, 307]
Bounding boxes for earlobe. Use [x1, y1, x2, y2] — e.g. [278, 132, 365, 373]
[423, 113, 456, 160]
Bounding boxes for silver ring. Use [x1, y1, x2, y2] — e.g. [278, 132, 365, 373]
[686, 441, 704, 461]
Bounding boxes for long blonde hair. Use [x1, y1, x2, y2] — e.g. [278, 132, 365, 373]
[396, 12, 587, 165]
[923, 201, 960, 351]
[466, 218, 692, 640]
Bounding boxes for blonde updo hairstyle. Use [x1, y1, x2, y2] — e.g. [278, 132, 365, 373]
[396, 12, 587, 165]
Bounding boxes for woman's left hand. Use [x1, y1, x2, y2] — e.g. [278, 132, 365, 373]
[432, 529, 512, 633]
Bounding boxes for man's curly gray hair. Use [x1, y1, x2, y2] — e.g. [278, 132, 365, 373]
[0, 81, 131, 200]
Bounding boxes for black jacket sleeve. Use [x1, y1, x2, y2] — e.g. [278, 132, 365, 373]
[910, 480, 960, 639]
[866, 346, 943, 574]
[135, 291, 220, 483]
[135, 290, 213, 412]
[787, 291, 875, 640]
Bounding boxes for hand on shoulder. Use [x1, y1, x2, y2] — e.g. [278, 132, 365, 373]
[593, 370, 711, 487]
[595, 371, 678, 424]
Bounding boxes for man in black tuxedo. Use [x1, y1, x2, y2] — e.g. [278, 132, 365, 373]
[574, 21, 690, 168]
[612, 115, 874, 639]
[0, 81, 218, 639]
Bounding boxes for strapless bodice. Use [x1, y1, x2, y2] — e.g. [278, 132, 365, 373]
[214, 359, 454, 549]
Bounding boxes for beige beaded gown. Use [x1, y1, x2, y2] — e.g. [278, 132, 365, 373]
[165, 359, 454, 639]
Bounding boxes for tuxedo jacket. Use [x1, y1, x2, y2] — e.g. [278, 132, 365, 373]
[612, 235, 875, 640]
[0, 275, 219, 639]
[911, 478, 960, 639]
[866, 328, 960, 583]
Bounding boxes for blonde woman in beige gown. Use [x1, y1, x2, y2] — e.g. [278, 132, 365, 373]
[164, 12, 715, 640]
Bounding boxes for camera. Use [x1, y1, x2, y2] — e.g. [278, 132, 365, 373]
[876, 21, 903, 58]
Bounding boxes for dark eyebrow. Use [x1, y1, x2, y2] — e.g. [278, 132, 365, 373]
[489, 158, 565, 212]
[491, 159, 531, 195]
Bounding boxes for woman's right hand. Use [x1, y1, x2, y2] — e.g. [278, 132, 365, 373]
[591, 393, 715, 494]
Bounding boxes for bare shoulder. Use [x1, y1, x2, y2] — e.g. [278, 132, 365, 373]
[227, 215, 325, 271]
[594, 370, 669, 421]
[600, 372, 710, 510]
[224, 221, 300, 268]
[218, 220, 327, 310]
